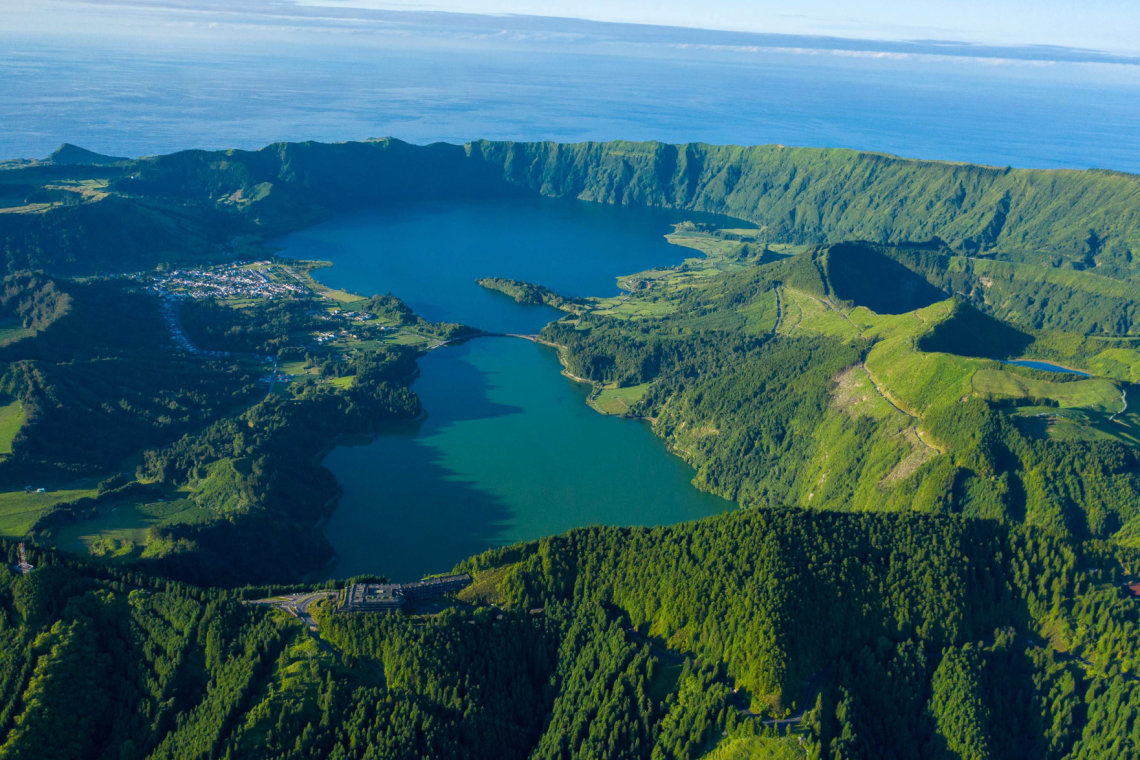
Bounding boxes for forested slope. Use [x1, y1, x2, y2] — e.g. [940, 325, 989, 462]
[0, 272, 427, 585]
[461, 507, 1140, 759]
[469, 140, 1140, 275]
[541, 232, 1140, 547]
[4, 137, 1140, 285]
[0, 507, 1137, 760]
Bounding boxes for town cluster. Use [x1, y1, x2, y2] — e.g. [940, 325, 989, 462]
[142, 262, 306, 300]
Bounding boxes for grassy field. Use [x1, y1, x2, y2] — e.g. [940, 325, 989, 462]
[279, 360, 310, 376]
[592, 295, 676, 320]
[700, 735, 807, 760]
[0, 488, 98, 538]
[777, 288, 863, 341]
[0, 202, 53, 215]
[866, 338, 983, 417]
[0, 317, 32, 346]
[1087, 347, 1140, 383]
[287, 261, 366, 304]
[665, 229, 753, 260]
[738, 289, 779, 335]
[830, 365, 907, 423]
[591, 383, 650, 415]
[51, 459, 258, 560]
[0, 400, 24, 456]
[457, 563, 516, 605]
[52, 494, 209, 559]
[972, 369, 1122, 411]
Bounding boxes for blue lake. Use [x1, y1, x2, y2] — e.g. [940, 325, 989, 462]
[275, 198, 736, 580]
[1002, 359, 1090, 377]
[284, 198, 736, 334]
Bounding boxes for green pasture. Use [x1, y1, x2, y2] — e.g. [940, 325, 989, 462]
[53, 493, 212, 559]
[972, 369, 1122, 411]
[591, 383, 650, 415]
[0, 488, 99, 538]
[0, 317, 31, 345]
[0, 400, 25, 456]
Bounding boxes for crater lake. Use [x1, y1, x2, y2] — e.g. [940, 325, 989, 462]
[274, 197, 738, 580]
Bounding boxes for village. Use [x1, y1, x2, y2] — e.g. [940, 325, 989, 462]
[126, 259, 388, 357]
[139, 260, 309, 300]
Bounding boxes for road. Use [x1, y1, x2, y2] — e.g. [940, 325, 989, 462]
[248, 591, 338, 634]
[747, 669, 828, 727]
[252, 591, 399, 682]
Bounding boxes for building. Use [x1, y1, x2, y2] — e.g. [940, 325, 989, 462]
[338, 573, 472, 613]
[342, 583, 405, 612]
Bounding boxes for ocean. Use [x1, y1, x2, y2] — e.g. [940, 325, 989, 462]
[3, 8, 1140, 172]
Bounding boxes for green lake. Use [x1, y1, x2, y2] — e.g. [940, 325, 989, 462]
[276, 198, 737, 581]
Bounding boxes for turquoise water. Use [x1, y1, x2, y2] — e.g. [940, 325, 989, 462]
[275, 198, 736, 581]
[321, 338, 730, 581]
[1002, 360, 1090, 377]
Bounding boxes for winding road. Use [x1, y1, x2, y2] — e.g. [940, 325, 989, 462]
[248, 591, 339, 654]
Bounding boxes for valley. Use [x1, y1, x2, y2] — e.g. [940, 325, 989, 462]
[0, 138, 1137, 758]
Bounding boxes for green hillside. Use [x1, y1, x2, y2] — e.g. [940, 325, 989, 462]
[0, 138, 1139, 757]
[541, 232, 1140, 544]
[468, 140, 1140, 277]
[0, 139, 1138, 572]
[4, 138, 1140, 308]
[0, 507, 1135, 760]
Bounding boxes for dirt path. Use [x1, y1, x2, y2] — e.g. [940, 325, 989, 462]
[863, 365, 918, 420]
[857, 364, 944, 457]
[742, 668, 828, 726]
[770, 286, 782, 337]
[1110, 388, 1129, 422]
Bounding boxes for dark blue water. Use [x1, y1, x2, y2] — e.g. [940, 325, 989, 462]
[285, 198, 741, 334]
[1002, 360, 1090, 377]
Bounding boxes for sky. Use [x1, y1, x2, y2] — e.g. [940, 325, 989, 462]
[308, 0, 1139, 54]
